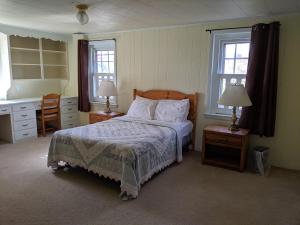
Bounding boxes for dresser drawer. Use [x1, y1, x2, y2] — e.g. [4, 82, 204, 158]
[61, 112, 78, 122]
[205, 132, 242, 146]
[61, 120, 78, 129]
[13, 110, 36, 122]
[14, 119, 36, 131]
[12, 103, 35, 112]
[0, 106, 11, 115]
[61, 98, 78, 106]
[15, 128, 37, 141]
[61, 105, 77, 114]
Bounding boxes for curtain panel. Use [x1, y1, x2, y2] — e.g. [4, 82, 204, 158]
[78, 39, 91, 112]
[239, 22, 280, 137]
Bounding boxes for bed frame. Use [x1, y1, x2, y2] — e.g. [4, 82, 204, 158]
[133, 89, 198, 150]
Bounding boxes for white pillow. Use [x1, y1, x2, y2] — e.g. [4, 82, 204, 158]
[154, 99, 190, 122]
[127, 96, 157, 120]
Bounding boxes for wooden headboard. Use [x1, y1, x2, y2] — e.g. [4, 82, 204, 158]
[133, 89, 198, 149]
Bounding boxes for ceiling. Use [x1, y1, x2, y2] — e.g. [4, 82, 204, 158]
[0, 0, 300, 34]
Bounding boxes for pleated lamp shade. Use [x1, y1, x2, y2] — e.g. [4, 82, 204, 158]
[218, 84, 252, 107]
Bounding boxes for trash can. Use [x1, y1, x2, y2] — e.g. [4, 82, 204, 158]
[253, 146, 271, 176]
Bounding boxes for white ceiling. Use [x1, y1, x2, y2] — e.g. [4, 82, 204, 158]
[0, 0, 300, 34]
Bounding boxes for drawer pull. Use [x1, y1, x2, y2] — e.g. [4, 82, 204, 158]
[68, 123, 73, 126]
[68, 116, 73, 118]
[23, 133, 29, 136]
[67, 101, 72, 104]
[68, 108, 72, 111]
[1, 109, 7, 112]
[21, 115, 28, 117]
[20, 106, 27, 109]
[22, 124, 29, 127]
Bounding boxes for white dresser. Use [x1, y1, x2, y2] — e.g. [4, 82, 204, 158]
[0, 96, 78, 143]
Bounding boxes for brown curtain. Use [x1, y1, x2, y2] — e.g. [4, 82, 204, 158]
[239, 22, 280, 137]
[78, 40, 90, 112]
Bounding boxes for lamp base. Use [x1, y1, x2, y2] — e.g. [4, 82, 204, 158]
[104, 108, 112, 113]
[228, 106, 239, 131]
[228, 124, 240, 131]
[104, 96, 111, 113]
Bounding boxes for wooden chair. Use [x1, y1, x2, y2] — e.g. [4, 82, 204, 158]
[38, 93, 61, 137]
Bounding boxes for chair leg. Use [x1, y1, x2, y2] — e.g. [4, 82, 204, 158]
[42, 120, 46, 137]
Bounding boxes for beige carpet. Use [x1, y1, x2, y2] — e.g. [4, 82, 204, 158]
[0, 136, 300, 225]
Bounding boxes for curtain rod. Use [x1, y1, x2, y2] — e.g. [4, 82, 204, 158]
[205, 26, 252, 33]
[206, 23, 281, 33]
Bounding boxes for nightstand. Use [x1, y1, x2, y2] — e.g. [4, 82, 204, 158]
[201, 125, 249, 172]
[89, 111, 124, 124]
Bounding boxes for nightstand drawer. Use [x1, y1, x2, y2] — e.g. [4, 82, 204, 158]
[89, 114, 109, 124]
[206, 132, 241, 146]
[89, 111, 124, 124]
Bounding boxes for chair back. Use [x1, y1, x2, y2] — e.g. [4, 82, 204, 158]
[41, 93, 61, 119]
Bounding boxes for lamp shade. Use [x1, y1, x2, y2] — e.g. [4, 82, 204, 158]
[76, 11, 89, 25]
[218, 84, 252, 107]
[97, 80, 117, 96]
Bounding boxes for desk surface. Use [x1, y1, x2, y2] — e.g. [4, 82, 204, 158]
[0, 96, 77, 106]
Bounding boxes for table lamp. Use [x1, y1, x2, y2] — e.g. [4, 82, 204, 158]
[218, 84, 252, 131]
[97, 80, 117, 113]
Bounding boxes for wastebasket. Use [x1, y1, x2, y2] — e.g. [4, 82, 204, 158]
[253, 146, 271, 176]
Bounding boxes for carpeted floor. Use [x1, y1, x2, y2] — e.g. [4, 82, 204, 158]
[0, 136, 300, 225]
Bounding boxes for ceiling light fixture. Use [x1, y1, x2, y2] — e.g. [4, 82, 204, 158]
[76, 4, 89, 25]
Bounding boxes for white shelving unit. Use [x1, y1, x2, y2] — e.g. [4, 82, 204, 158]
[9, 35, 68, 80]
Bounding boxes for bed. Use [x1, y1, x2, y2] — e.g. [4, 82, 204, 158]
[47, 89, 198, 199]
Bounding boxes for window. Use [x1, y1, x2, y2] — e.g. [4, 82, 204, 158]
[208, 29, 251, 116]
[0, 33, 11, 100]
[89, 40, 116, 104]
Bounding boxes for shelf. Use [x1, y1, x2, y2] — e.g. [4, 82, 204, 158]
[43, 51, 66, 65]
[10, 47, 40, 52]
[12, 65, 41, 79]
[43, 66, 67, 79]
[203, 158, 240, 170]
[10, 36, 39, 49]
[204, 144, 241, 170]
[12, 64, 40, 66]
[43, 64, 67, 67]
[42, 38, 66, 51]
[9, 35, 68, 80]
[42, 50, 66, 54]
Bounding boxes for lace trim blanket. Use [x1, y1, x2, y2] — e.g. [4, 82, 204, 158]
[47, 116, 183, 198]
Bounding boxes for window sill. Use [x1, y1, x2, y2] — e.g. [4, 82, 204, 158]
[90, 101, 118, 107]
[204, 113, 232, 121]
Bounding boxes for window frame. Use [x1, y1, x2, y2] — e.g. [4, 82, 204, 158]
[88, 39, 117, 104]
[207, 29, 251, 117]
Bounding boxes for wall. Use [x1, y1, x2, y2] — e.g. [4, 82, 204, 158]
[7, 79, 65, 99]
[67, 14, 300, 171]
[0, 23, 71, 100]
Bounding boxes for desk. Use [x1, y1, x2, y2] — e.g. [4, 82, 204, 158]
[0, 96, 78, 143]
